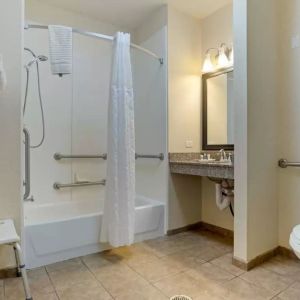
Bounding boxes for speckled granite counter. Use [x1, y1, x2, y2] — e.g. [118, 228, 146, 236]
[169, 153, 234, 180]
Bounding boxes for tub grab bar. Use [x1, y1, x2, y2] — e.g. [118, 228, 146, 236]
[23, 128, 31, 200]
[53, 180, 106, 190]
[278, 159, 300, 168]
[135, 153, 164, 160]
[54, 152, 164, 161]
[54, 153, 107, 160]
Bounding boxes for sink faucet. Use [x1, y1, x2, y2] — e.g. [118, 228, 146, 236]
[219, 149, 227, 160]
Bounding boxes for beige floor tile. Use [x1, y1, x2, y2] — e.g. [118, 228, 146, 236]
[48, 264, 94, 291]
[105, 243, 159, 266]
[114, 284, 168, 300]
[240, 266, 295, 295]
[27, 267, 55, 295]
[82, 252, 112, 271]
[0, 286, 3, 300]
[0, 280, 3, 287]
[192, 245, 230, 262]
[276, 281, 300, 299]
[160, 249, 206, 272]
[154, 271, 226, 300]
[93, 261, 151, 298]
[130, 256, 182, 282]
[56, 279, 112, 300]
[221, 277, 275, 300]
[262, 256, 300, 279]
[46, 257, 83, 272]
[4, 277, 56, 300]
[210, 253, 246, 276]
[187, 262, 235, 284]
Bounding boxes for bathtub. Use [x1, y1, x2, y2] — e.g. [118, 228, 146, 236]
[24, 196, 165, 269]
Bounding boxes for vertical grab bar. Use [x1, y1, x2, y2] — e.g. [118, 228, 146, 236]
[23, 128, 31, 200]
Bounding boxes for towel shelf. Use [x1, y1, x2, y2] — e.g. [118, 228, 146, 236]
[53, 180, 106, 190]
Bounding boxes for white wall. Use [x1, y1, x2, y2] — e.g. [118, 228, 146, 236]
[0, 0, 24, 269]
[168, 6, 202, 153]
[278, 0, 300, 248]
[25, 0, 168, 224]
[25, 0, 122, 207]
[200, 5, 234, 231]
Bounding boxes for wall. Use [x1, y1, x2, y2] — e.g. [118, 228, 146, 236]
[0, 0, 23, 269]
[25, 0, 168, 223]
[168, 6, 202, 153]
[25, 0, 123, 207]
[167, 6, 202, 230]
[200, 5, 234, 231]
[234, 0, 280, 262]
[278, 0, 300, 248]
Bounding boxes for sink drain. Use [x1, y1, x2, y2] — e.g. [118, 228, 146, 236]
[170, 296, 192, 300]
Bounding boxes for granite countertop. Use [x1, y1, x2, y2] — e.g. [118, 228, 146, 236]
[169, 153, 234, 180]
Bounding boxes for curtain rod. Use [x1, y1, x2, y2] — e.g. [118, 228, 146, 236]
[24, 23, 164, 65]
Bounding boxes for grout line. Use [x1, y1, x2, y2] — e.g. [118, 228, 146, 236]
[80, 257, 115, 299]
[44, 265, 61, 299]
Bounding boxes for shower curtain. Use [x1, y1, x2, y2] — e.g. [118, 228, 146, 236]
[100, 32, 135, 247]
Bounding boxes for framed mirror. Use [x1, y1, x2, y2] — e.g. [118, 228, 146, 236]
[202, 68, 234, 150]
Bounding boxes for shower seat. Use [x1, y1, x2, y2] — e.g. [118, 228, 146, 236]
[0, 219, 32, 300]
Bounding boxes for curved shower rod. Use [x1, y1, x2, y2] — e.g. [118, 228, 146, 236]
[24, 23, 164, 65]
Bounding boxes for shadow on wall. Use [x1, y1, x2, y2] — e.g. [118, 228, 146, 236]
[168, 173, 202, 230]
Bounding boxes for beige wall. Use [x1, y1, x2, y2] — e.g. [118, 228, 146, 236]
[167, 6, 202, 230]
[168, 6, 202, 153]
[0, 0, 24, 269]
[278, 0, 300, 248]
[234, 0, 280, 262]
[200, 5, 234, 231]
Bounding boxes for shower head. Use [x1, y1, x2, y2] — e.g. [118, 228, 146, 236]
[25, 55, 48, 69]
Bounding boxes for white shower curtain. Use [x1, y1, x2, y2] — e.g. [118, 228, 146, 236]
[100, 32, 135, 247]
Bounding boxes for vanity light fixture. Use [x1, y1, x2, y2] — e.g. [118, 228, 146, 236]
[217, 43, 230, 68]
[202, 43, 233, 74]
[202, 51, 215, 73]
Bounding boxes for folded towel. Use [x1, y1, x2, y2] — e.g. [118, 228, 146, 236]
[0, 54, 7, 91]
[48, 25, 72, 76]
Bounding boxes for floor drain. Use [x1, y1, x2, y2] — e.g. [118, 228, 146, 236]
[170, 296, 192, 300]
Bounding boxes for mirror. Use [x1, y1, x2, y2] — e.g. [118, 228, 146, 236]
[202, 68, 234, 150]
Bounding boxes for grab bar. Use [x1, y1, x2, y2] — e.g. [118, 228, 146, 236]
[53, 180, 106, 190]
[135, 153, 164, 160]
[23, 128, 31, 200]
[54, 152, 164, 161]
[278, 159, 300, 168]
[54, 153, 107, 160]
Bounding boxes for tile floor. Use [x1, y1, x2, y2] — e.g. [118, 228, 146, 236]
[2, 230, 300, 299]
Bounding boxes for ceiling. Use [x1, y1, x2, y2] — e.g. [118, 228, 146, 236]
[34, 0, 232, 30]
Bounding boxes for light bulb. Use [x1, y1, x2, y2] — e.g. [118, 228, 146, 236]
[218, 46, 230, 68]
[202, 52, 214, 73]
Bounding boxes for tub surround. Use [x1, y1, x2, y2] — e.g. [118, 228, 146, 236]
[169, 153, 234, 180]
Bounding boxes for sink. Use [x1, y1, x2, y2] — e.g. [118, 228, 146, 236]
[192, 159, 216, 163]
[208, 160, 232, 166]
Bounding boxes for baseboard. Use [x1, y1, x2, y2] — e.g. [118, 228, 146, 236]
[0, 267, 18, 279]
[168, 221, 233, 241]
[167, 222, 202, 235]
[232, 246, 298, 271]
[198, 222, 234, 240]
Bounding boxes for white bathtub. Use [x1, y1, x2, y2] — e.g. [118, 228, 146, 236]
[24, 196, 165, 269]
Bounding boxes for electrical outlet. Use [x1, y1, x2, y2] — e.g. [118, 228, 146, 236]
[185, 140, 193, 148]
[291, 34, 300, 49]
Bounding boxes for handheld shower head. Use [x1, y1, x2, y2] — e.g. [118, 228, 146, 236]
[25, 55, 48, 69]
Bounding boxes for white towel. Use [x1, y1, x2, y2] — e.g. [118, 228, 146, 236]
[0, 54, 7, 91]
[48, 25, 72, 76]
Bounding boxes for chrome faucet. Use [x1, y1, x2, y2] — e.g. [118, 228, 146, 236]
[219, 149, 227, 161]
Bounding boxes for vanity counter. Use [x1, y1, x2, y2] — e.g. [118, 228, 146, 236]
[169, 153, 234, 180]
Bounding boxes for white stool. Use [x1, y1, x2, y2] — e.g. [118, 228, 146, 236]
[0, 219, 32, 300]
